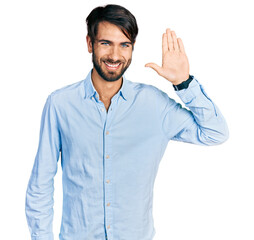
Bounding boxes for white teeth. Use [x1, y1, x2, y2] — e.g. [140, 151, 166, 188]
[105, 62, 120, 68]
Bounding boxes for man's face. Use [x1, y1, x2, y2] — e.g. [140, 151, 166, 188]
[87, 21, 134, 82]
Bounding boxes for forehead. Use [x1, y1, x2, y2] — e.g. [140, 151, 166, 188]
[96, 21, 130, 42]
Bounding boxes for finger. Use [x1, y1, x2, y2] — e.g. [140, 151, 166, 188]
[171, 31, 179, 52]
[166, 28, 174, 51]
[177, 38, 186, 54]
[162, 33, 168, 55]
[145, 63, 163, 76]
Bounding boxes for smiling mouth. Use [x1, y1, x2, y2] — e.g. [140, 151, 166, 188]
[104, 61, 121, 70]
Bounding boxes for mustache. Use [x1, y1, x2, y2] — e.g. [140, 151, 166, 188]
[102, 58, 124, 64]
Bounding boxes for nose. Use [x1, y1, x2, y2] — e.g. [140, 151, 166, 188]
[108, 46, 120, 62]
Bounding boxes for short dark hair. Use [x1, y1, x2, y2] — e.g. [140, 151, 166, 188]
[86, 4, 138, 45]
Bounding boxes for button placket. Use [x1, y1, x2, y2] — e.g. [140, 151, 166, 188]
[91, 93, 107, 125]
[103, 101, 115, 240]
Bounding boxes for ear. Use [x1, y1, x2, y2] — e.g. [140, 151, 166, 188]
[86, 35, 93, 53]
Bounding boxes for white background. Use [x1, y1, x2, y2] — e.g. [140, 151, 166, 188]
[0, 0, 253, 239]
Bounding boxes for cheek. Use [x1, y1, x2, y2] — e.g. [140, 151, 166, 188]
[93, 45, 106, 55]
[122, 50, 132, 60]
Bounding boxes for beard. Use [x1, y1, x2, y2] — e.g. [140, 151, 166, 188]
[92, 48, 132, 82]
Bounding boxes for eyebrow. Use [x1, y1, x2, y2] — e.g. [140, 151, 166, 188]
[97, 39, 132, 45]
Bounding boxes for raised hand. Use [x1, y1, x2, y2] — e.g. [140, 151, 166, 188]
[145, 28, 190, 85]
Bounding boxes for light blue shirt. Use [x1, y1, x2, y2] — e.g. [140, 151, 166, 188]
[25, 70, 229, 240]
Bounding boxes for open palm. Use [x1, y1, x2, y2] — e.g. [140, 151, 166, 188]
[145, 28, 190, 85]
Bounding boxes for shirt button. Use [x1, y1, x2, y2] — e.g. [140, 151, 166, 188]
[106, 179, 110, 183]
[101, 108, 104, 112]
[107, 202, 110, 206]
[106, 155, 110, 159]
[106, 131, 109, 135]
[107, 225, 110, 229]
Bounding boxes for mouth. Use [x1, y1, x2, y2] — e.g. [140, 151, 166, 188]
[104, 61, 122, 70]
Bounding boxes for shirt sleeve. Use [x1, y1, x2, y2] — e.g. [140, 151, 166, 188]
[25, 94, 61, 240]
[161, 77, 229, 145]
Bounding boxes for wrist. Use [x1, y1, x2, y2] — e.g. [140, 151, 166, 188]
[173, 75, 194, 91]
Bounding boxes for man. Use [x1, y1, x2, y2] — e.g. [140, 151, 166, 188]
[25, 4, 229, 240]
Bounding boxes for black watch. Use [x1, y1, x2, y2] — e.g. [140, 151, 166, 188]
[173, 75, 194, 91]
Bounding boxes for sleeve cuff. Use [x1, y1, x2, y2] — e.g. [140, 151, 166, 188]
[174, 76, 218, 118]
[174, 76, 204, 104]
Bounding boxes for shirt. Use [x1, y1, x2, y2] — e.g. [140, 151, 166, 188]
[25, 69, 229, 240]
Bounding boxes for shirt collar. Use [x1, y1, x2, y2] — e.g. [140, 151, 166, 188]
[83, 69, 128, 101]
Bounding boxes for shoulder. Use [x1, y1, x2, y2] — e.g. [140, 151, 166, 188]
[128, 79, 162, 96]
[47, 79, 85, 106]
[129, 79, 174, 103]
[50, 79, 84, 97]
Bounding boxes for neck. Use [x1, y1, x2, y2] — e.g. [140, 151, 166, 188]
[91, 68, 123, 101]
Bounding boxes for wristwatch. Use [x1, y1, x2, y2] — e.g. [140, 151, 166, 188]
[173, 75, 194, 91]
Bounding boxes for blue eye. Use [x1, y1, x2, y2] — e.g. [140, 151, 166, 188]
[121, 43, 129, 48]
[101, 42, 109, 46]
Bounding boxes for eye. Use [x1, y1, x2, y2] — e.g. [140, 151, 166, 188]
[101, 42, 109, 46]
[121, 43, 130, 48]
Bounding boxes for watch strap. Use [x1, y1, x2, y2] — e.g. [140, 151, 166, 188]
[173, 75, 194, 91]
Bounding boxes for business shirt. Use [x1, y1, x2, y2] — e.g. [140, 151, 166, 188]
[25, 70, 229, 240]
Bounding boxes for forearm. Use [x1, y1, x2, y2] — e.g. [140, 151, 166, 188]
[25, 94, 61, 240]
[25, 164, 57, 240]
[174, 76, 229, 145]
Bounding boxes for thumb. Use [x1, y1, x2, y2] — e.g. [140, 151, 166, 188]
[145, 63, 162, 76]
